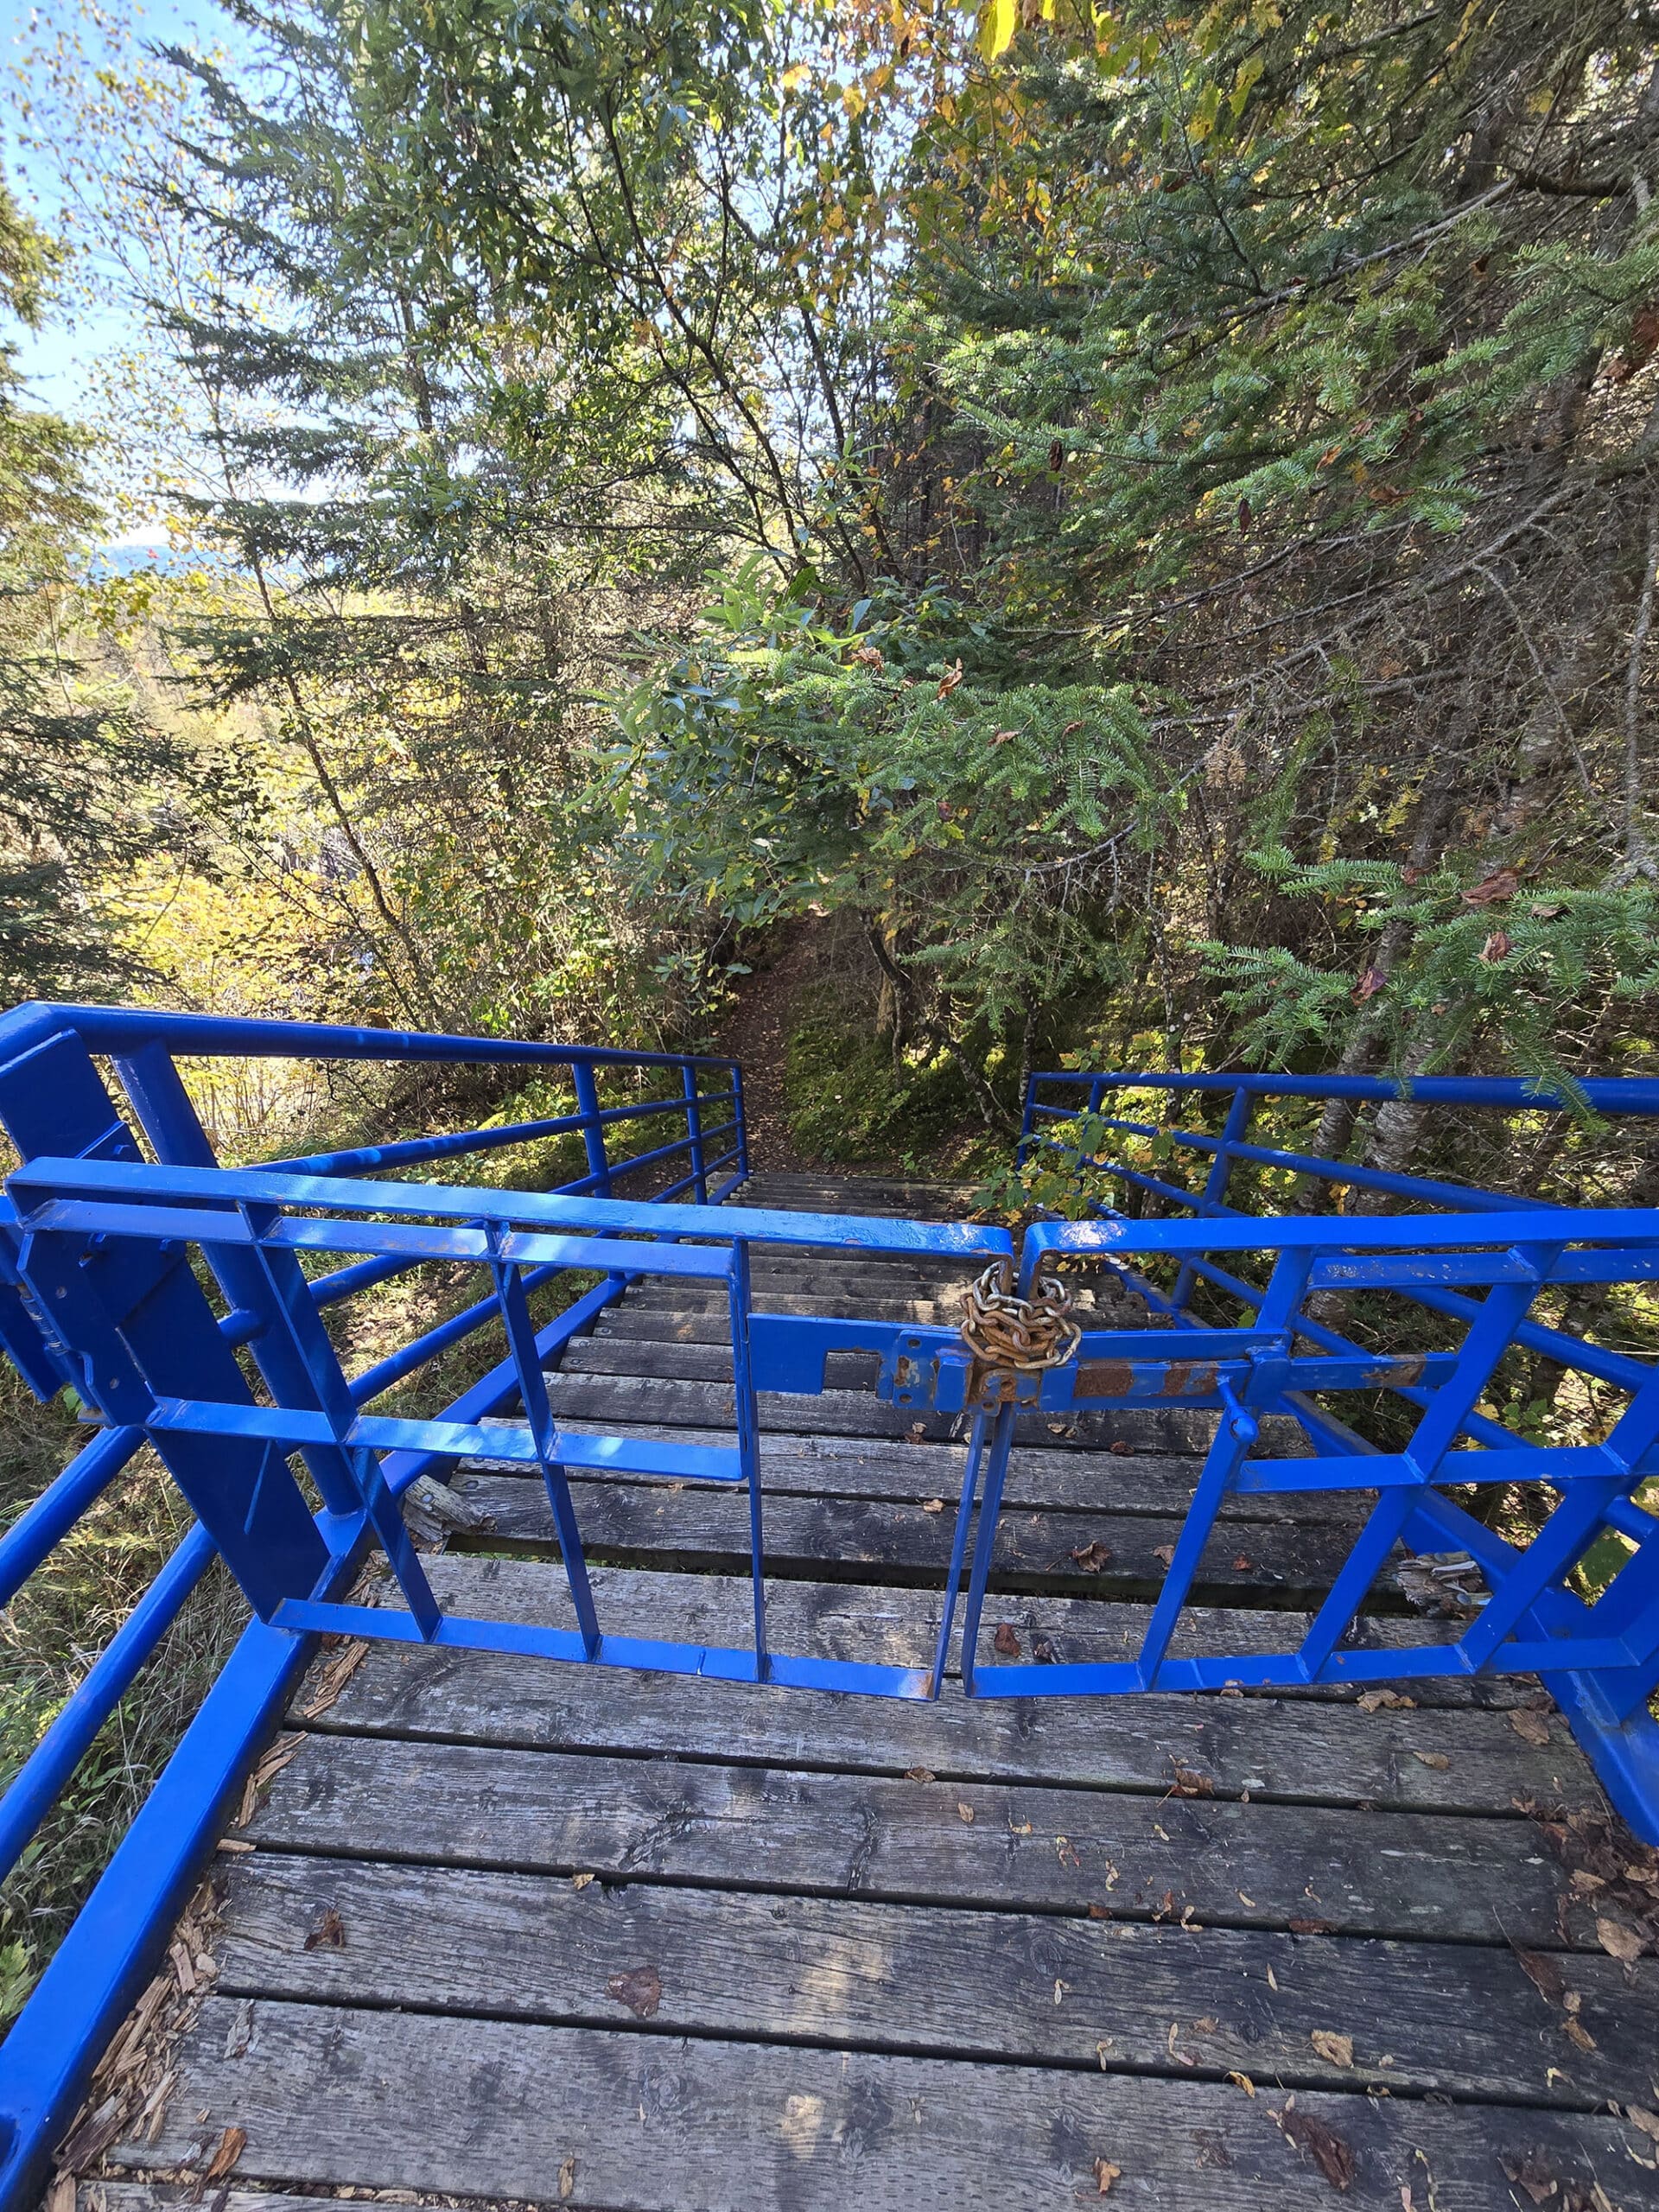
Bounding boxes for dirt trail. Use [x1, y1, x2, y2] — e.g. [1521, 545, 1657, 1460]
[709, 924, 825, 1173]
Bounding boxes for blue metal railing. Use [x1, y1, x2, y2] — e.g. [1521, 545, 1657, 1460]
[4, 1018, 1659, 2206]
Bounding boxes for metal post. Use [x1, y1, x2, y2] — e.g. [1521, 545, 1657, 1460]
[570, 1059, 611, 1197]
[1172, 1084, 1252, 1313]
[683, 1063, 709, 1205]
[731, 1059, 751, 1181]
[728, 1237, 767, 1679]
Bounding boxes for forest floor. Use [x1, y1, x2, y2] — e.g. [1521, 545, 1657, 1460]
[709, 924, 825, 1173]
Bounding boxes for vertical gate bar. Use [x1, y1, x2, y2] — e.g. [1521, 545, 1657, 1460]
[1135, 1384, 1257, 1688]
[931, 1408, 991, 1699]
[732, 1060, 751, 1182]
[683, 1063, 709, 1205]
[570, 1059, 612, 1198]
[728, 1236, 768, 1679]
[491, 1249, 601, 1656]
[957, 1401, 1019, 1696]
[1172, 1084, 1252, 1310]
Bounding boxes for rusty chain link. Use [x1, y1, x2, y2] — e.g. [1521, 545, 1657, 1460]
[959, 1259, 1081, 1374]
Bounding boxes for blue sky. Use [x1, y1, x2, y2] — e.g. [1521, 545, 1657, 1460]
[1, 0, 232, 464]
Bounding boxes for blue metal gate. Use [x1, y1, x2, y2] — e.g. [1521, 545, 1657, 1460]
[2, 1006, 1659, 2205]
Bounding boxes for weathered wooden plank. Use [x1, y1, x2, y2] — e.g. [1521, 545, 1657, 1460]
[246, 1728, 1581, 1944]
[457, 1471, 1363, 1599]
[542, 1370, 1228, 1452]
[113, 1998, 1659, 2209]
[404, 1555, 1504, 1704]
[214, 1852, 1658, 2106]
[481, 1420, 1339, 1524]
[303, 1636, 1598, 1814]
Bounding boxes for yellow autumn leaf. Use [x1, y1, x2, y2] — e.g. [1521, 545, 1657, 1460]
[978, 0, 1019, 60]
[780, 61, 810, 93]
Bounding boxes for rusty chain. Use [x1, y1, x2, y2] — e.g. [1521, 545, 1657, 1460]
[959, 1259, 1081, 1374]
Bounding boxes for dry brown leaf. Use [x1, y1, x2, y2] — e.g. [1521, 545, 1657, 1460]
[994, 1622, 1021, 1657]
[1275, 2107, 1357, 2191]
[1413, 1751, 1450, 1770]
[1091, 2158, 1122, 2195]
[571, 1872, 595, 1891]
[557, 2154, 577, 2201]
[1227, 2071, 1256, 2097]
[1311, 2031, 1355, 2068]
[935, 658, 964, 699]
[1596, 1916, 1644, 1963]
[1627, 2108, 1659, 2144]
[302, 1908, 346, 1952]
[1289, 1917, 1337, 1936]
[1478, 927, 1513, 964]
[1070, 1541, 1113, 1573]
[1460, 867, 1520, 907]
[1109, 1440, 1132, 1456]
[607, 1965, 663, 2018]
[1564, 2015, 1598, 2052]
[1357, 1688, 1414, 1712]
[1055, 1834, 1081, 1870]
[921, 1497, 945, 1514]
[1169, 1764, 1214, 1798]
[1193, 2016, 1218, 2033]
[1352, 965, 1388, 1004]
[957, 1802, 976, 1825]
[906, 1766, 934, 1782]
[1516, 1948, 1565, 2005]
[1230, 1554, 1255, 1572]
[203, 2126, 247, 2183]
[1510, 1709, 1550, 1748]
[1154, 1543, 1176, 1568]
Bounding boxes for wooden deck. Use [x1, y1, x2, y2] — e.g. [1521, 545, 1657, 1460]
[81, 1172, 1659, 2211]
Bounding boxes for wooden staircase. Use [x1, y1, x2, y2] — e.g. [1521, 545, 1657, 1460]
[81, 1170, 1659, 2212]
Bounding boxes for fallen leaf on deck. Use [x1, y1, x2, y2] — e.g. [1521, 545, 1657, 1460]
[1413, 1751, 1450, 1770]
[957, 1802, 976, 1824]
[1088, 1903, 1112, 1920]
[557, 2154, 576, 2202]
[1510, 1709, 1550, 1747]
[1056, 1835, 1082, 1869]
[1169, 1765, 1214, 1798]
[1357, 1689, 1414, 1712]
[1054, 1979, 1071, 2005]
[1266, 1966, 1279, 1990]
[1109, 1441, 1132, 1456]
[1563, 2016, 1598, 2052]
[1154, 1543, 1176, 1567]
[921, 1497, 945, 1514]
[1516, 1948, 1565, 2004]
[1033, 1636, 1057, 1662]
[1193, 2016, 1218, 2033]
[1311, 2031, 1355, 2068]
[1500, 2151, 1573, 2206]
[1227, 2071, 1256, 2096]
[607, 1965, 663, 2018]
[1274, 2107, 1357, 2191]
[906, 1423, 926, 1444]
[906, 1767, 934, 1782]
[1071, 1541, 1113, 1573]
[1091, 2158, 1122, 2194]
[1627, 2108, 1659, 2143]
[302, 1908, 346, 1952]
[1290, 1917, 1337, 1935]
[571, 1872, 595, 1891]
[995, 1622, 1022, 1656]
[1231, 1554, 1254, 1572]
[1596, 1917, 1644, 1963]
[203, 2126, 248, 2183]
